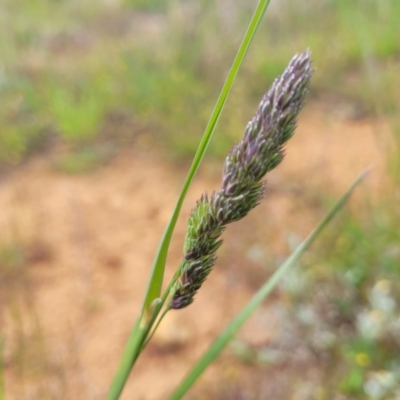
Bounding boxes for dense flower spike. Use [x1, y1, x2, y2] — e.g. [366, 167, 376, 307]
[171, 50, 313, 309]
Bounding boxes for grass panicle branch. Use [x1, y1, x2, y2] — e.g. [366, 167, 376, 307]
[170, 51, 314, 310]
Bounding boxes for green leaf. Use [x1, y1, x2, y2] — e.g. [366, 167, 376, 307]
[141, 0, 272, 318]
[107, 2, 272, 398]
[168, 169, 369, 400]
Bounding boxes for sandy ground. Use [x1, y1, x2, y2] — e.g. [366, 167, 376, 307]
[0, 106, 390, 399]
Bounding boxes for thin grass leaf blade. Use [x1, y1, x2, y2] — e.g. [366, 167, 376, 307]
[168, 169, 369, 400]
[107, 320, 143, 400]
[107, 1, 272, 398]
[142, 0, 272, 316]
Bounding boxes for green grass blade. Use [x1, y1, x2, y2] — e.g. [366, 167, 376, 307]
[107, 320, 143, 400]
[109, 2, 272, 397]
[168, 169, 369, 400]
[107, 284, 172, 400]
[142, 0, 271, 316]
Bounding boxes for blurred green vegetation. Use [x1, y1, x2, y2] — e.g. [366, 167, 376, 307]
[0, 0, 399, 170]
[1, 0, 400, 398]
[282, 202, 400, 399]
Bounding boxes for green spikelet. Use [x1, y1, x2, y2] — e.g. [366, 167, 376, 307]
[171, 50, 314, 309]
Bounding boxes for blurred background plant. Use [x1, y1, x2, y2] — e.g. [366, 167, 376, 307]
[0, 0, 399, 399]
[2, 0, 399, 168]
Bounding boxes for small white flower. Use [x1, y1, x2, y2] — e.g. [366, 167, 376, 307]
[364, 370, 397, 398]
[369, 280, 397, 315]
[357, 309, 384, 340]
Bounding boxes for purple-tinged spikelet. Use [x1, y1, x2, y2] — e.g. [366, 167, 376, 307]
[170, 51, 313, 309]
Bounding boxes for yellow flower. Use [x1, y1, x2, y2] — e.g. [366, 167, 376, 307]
[355, 352, 371, 367]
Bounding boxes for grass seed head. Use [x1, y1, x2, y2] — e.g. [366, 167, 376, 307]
[171, 50, 313, 310]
